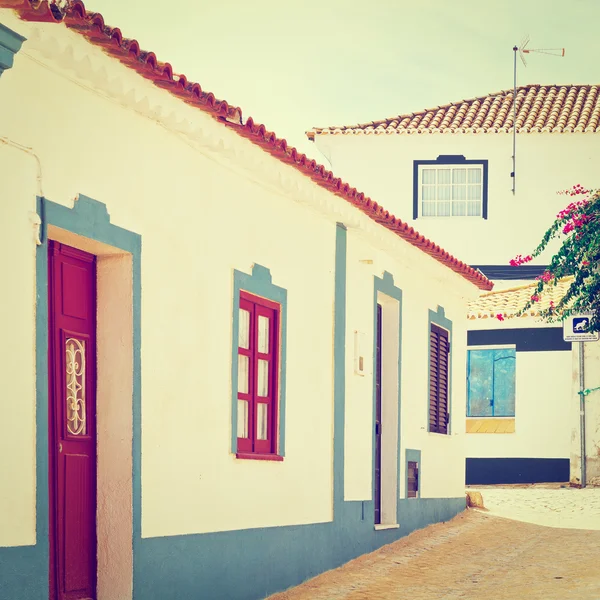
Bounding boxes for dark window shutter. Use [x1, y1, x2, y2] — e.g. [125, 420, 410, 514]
[430, 324, 450, 434]
[429, 327, 440, 432]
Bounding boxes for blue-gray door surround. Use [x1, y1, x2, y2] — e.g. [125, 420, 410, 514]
[0, 22, 26, 77]
[0, 195, 141, 600]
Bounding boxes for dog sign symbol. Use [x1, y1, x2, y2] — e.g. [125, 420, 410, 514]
[573, 317, 589, 333]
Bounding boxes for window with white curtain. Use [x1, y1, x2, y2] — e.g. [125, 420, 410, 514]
[419, 164, 484, 217]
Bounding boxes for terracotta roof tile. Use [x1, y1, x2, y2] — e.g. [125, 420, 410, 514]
[308, 85, 600, 138]
[2, 0, 493, 291]
[467, 278, 573, 321]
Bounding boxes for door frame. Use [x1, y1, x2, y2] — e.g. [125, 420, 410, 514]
[48, 242, 98, 600]
[374, 303, 383, 525]
[35, 195, 141, 599]
[372, 272, 402, 526]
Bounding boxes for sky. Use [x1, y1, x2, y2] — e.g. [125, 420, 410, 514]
[89, 0, 600, 160]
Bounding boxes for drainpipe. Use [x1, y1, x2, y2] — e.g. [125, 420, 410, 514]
[0, 136, 44, 244]
[579, 341, 586, 488]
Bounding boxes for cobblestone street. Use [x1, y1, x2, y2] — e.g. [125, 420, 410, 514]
[268, 488, 600, 600]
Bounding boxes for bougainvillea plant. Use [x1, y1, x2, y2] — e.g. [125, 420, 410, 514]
[505, 184, 600, 332]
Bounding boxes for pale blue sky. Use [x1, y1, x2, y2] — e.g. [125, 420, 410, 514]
[90, 0, 600, 159]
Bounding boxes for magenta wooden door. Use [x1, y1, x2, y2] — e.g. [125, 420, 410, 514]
[48, 241, 97, 600]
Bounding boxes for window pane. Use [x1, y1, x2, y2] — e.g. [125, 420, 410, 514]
[452, 201, 466, 216]
[437, 169, 451, 184]
[492, 349, 516, 416]
[468, 168, 482, 184]
[258, 315, 269, 353]
[420, 164, 483, 219]
[452, 168, 466, 184]
[468, 349, 516, 417]
[467, 350, 493, 416]
[467, 201, 481, 216]
[422, 168, 436, 184]
[467, 184, 482, 201]
[238, 354, 249, 394]
[422, 185, 436, 201]
[237, 399, 248, 438]
[438, 185, 451, 201]
[238, 308, 250, 349]
[452, 184, 466, 201]
[437, 201, 451, 216]
[257, 359, 269, 397]
[422, 201, 436, 216]
[257, 403, 268, 441]
[65, 337, 86, 436]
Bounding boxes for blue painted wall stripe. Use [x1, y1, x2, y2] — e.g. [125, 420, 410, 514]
[333, 222, 347, 510]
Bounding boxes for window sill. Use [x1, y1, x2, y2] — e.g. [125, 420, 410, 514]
[374, 523, 400, 531]
[466, 418, 515, 434]
[236, 452, 284, 462]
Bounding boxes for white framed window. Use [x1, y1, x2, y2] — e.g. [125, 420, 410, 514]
[413, 157, 488, 219]
[419, 165, 483, 217]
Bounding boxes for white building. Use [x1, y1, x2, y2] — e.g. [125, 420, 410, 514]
[0, 4, 491, 600]
[465, 280, 573, 484]
[308, 84, 600, 486]
[307, 84, 600, 286]
[466, 280, 600, 487]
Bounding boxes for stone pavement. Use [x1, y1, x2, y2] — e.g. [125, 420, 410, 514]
[267, 491, 600, 600]
[469, 484, 600, 530]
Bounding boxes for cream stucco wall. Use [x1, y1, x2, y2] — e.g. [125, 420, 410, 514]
[0, 10, 336, 542]
[312, 131, 599, 266]
[0, 10, 479, 551]
[466, 318, 571, 460]
[344, 229, 473, 503]
[0, 143, 38, 547]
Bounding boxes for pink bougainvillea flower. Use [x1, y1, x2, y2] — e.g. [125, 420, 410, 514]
[531, 294, 540, 303]
[496, 313, 505, 321]
[582, 260, 590, 266]
[510, 254, 533, 267]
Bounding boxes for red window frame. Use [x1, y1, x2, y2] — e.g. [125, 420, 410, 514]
[236, 291, 282, 460]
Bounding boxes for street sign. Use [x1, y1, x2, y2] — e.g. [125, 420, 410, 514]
[563, 314, 599, 342]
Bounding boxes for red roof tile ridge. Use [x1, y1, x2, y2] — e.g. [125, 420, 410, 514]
[2, 0, 493, 291]
[308, 84, 600, 135]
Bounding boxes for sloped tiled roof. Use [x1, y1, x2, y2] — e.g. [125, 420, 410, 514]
[467, 278, 573, 321]
[307, 85, 600, 138]
[1, 0, 493, 290]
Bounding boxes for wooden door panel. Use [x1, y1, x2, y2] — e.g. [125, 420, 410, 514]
[374, 304, 382, 525]
[49, 241, 97, 600]
[63, 455, 93, 594]
[61, 263, 90, 320]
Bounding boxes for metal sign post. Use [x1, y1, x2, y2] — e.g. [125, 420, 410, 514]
[579, 341, 586, 488]
[564, 314, 598, 487]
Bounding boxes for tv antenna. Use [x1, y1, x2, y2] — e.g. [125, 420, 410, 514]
[511, 36, 565, 194]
